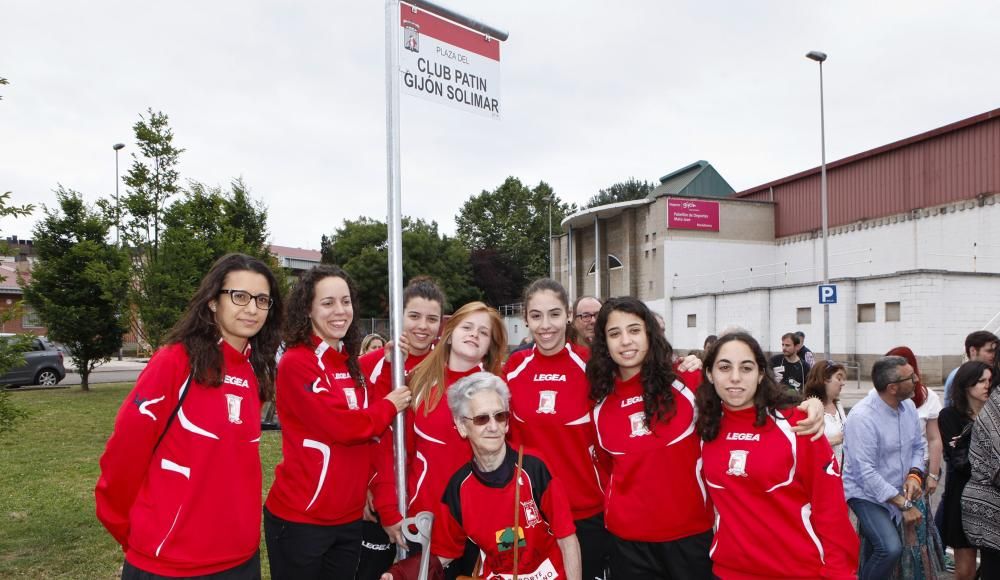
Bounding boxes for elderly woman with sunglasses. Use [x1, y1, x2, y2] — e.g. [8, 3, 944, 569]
[381, 372, 582, 580]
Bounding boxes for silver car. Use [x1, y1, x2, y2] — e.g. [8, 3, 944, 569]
[0, 335, 67, 387]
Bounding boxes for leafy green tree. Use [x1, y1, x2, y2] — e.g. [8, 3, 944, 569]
[112, 109, 184, 348]
[322, 217, 479, 317]
[22, 188, 130, 391]
[470, 248, 525, 307]
[455, 177, 574, 293]
[0, 190, 33, 434]
[585, 177, 654, 208]
[137, 179, 277, 348]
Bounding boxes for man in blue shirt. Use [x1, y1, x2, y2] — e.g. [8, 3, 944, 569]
[843, 355, 927, 580]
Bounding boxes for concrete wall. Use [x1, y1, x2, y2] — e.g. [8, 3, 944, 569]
[669, 271, 1000, 384]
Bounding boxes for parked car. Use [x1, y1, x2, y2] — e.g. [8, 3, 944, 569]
[0, 335, 67, 387]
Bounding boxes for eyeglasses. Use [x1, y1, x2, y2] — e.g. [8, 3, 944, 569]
[462, 411, 511, 426]
[895, 373, 919, 385]
[219, 289, 274, 310]
[575, 313, 597, 322]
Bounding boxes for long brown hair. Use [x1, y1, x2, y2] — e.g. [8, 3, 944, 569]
[522, 277, 578, 346]
[164, 253, 283, 401]
[804, 360, 846, 404]
[695, 332, 800, 442]
[408, 301, 506, 414]
[283, 265, 365, 388]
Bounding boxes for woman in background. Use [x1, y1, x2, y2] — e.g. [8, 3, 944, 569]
[804, 359, 847, 467]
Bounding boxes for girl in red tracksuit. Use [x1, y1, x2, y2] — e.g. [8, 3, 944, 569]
[503, 278, 613, 579]
[263, 266, 411, 580]
[373, 301, 507, 578]
[96, 253, 284, 579]
[587, 296, 715, 579]
[356, 276, 446, 580]
[696, 332, 859, 579]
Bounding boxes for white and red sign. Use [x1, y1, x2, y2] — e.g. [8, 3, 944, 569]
[667, 198, 720, 231]
[399, 2, 502, 119]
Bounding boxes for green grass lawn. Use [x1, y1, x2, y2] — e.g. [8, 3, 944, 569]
[0, 384, 282, 579]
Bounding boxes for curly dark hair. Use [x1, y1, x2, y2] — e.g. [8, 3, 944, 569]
[949, 360, 992, 418]
[282, 265, 365, 388]
[695, 332, 800, 442]
[164, 253, 283, 402]
[587, 296, 676, 428]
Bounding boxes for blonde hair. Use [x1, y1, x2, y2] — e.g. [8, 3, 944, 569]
[409, 301, 507, 415]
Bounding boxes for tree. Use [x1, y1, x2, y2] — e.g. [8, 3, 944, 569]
[22, 188, 130, 391]
[0, 191, 33, 434]
[470, 248, 525, 307]
[113, 109, 184, 348]
[585, 177, 654, 208]
[455, 177, 574, 296]
[322, 217, 480, 317]
[136, 179, 277, 348]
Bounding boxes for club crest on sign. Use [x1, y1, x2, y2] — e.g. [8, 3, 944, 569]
[225, 394, 243, 424]
[628, 411, 650, 437]
[403, 21, 420, 53]
[537, 390, 557, 414]
[726, 450, 749, 477]
[344, 388, 359, 410]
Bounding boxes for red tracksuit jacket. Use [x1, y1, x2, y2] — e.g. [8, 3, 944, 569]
[359, 347, 429, 522]
[373, 366, 481, 526]
[592, 370, 714, 542]
[264, 336, 396, 525]
[503, 342, 605, 521]
[433, 447, 576, 579]
[702, 406, 859, 579]
[95, 342, 262, 577]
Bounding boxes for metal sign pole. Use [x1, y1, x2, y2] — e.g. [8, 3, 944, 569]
[384, 0, 408, 559]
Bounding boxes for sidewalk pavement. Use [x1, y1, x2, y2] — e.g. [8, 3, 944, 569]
[65, 357, 148, 373]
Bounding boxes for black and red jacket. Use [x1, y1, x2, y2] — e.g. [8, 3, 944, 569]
[264, 336, 396, 525]
[373, 366, 480, 526]
[702, 406, 858, 579]
[503, 342, 605, 521]
[95, 342, 262, 577]
[592, 369, 713, 542]
[433, 447, 576, 578]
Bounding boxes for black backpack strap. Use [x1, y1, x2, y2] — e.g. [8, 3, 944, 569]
[152, 370, 194, 454]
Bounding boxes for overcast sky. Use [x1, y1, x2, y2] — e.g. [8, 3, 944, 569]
[3, 1, 998, 250]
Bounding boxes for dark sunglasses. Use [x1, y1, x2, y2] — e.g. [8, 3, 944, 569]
[462, 411, 511, 426]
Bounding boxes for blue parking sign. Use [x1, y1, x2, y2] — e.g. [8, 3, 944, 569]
[818, 284, 837, 304]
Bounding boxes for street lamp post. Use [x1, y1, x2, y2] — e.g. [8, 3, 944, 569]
[113, 143, 125, 246]
[806, 50, 830, 359]
[547, 195, 554, 278]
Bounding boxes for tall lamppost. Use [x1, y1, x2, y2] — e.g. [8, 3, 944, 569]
[113, 143, 125, 246]
[547, 194, 554, 278]
[806, 50, 830, 358]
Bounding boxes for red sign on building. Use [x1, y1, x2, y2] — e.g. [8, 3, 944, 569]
[667, 199, 720, 231]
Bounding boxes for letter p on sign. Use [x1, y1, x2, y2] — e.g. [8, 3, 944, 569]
[818, 284, 838, 304]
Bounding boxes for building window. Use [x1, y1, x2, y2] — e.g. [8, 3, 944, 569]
[885, 301, 901, 322]
[649, 280, 654, 291]
[652, 232, 657, 241]
[587, 255, 625, 275]
[652, 248, 657, 257]
[644, 250, 649, 259]
[687, 314, 697, 328]
[645, 234, 649, 242]
[857, 303, 876, 323]
[796, 307, 812, 325]
[22, 306, 43, 328]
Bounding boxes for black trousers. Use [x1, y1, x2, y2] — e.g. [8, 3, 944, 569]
[122, 552, 261, 580]
[610, 530, 714, 580]
[355, 520, 397, 580]
[263, 507, 362, 580]
[981, 546, 1000, 578]
[576, 512, 615, 579]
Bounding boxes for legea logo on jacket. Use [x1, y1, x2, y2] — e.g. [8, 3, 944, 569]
[223, 375, 250, 388]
